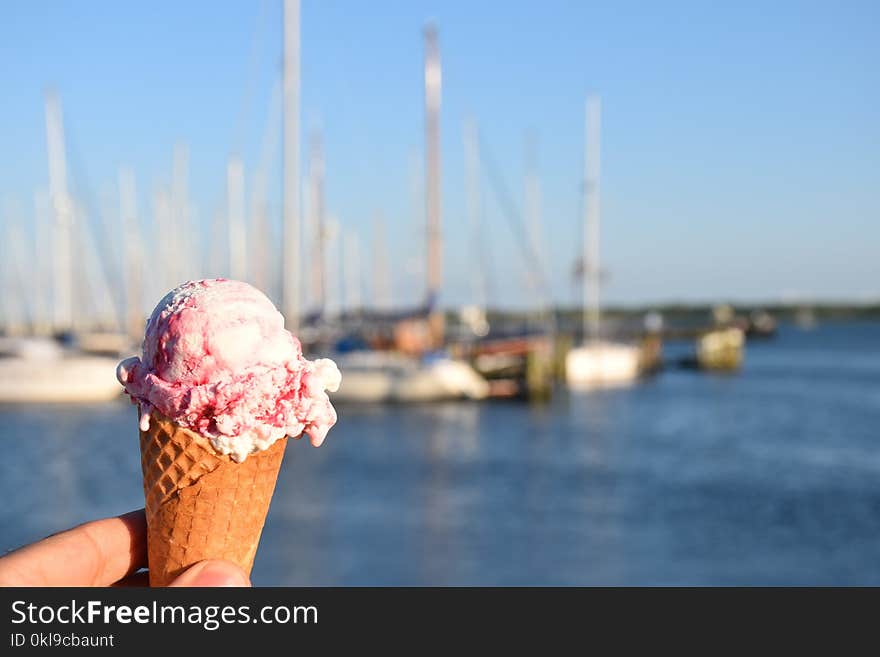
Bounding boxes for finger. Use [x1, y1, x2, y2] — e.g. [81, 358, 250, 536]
[0, 509, 147, 587]
[168, 560, 251, 587]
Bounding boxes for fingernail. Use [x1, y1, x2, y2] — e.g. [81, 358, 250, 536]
[172, 560, 251, 587]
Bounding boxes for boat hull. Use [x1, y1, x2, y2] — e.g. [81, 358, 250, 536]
[565, 342, 641, 388]
[331, 352, 489, 403]
[697, 327, 744, 371]
[0, 356, 122, 403]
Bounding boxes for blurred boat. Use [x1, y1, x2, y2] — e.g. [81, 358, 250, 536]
[331, 351, 489, 403]
[464, 335, 555, 400]
[74, 331, 138, 357]
[696, 327, 744, 371]
[565, 96, 641, 389]
[794, 307, 817, 330]
[637, 331, 664, 374]
[566, 342, 641, 388]
[742, 310, 777, 339]
[307, 26, 488, 406]
[0, 337, 121, 403]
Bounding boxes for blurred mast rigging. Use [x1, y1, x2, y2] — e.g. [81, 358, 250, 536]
[45, 90, 72, 333]
[282, 0, 301, 330]
[584, 95, 601, 343]
[308, 128, 326, 318]
[424, 24, 443, 344]
[424, 24, 442, 310]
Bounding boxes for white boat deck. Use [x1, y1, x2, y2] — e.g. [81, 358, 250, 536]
[0, 338, 122, 403]
[331, 351, 489, 403]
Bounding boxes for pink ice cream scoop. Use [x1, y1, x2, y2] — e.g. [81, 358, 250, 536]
[117, 279, 341, 462]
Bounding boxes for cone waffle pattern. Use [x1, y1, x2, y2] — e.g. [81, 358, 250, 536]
[139, 411, 287, 586]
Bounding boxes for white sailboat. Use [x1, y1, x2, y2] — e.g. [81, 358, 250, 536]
[328, 23, 488, 404]
[0, 337, 122, 403]
[565, 96, 641, 388]
[281, 0, 301, 330]
[331, 351, 488, 403]
[0, 91, 122, 403]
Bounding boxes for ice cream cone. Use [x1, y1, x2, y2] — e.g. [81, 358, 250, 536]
[139, 410, 288, 587]
[119, 280, 339, 585]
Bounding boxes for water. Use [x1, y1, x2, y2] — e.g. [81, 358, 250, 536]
[1, 321, 878, 585]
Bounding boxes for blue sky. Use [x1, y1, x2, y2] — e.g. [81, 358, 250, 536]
[1, 0, 878, 309]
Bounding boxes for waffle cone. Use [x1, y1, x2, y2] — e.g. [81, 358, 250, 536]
[139, 410, 287, 586]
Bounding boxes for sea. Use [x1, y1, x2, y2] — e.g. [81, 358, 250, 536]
[1, 321, 878, 585]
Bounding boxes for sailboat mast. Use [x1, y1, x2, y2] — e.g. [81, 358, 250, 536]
[463, 118, 486, 313]
[424, 24, 442, 308]
[153, 187, 172, 297]
[45, 90, 72, 333]
[343, 229, 361, 313]
[373, 213, 391, 310]
[282, 0, 301, 330]
[171, 143, 191, 282]
[309, 129, 326, 317]
[525, 131, 547, 321]
[227, 155, 246, 281]
[119, 167, 143, 339]
[33, 190, 52, 334]
[324, 215, 339, 318]
[250, 79, 282, 295]
[584, 95, 601, 343]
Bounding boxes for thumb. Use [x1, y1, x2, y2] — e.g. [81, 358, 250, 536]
[167, 559, 251, 587]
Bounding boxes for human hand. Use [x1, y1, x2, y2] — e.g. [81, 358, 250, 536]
[0, 509, 250, 587]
